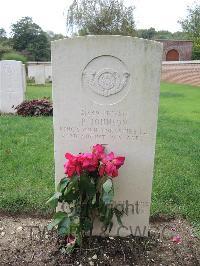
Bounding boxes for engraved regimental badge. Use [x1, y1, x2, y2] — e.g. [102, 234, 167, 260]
[82, 56, 130, 100]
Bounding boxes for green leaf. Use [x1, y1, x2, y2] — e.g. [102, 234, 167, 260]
[103, 179, 112, 193]
[64, 186, 79, 203]
[79, 173, 89, 192]
[57, 177, 70, 193]
[99, 203, 107, 222]
[63, 177, 79, 203]
[103, 208, 114, 231]
[46, 192, 62, 207]
[92, 194, 96, 205]
[107, 208, 114, 222]
[80, 173, 96, 198]
[102, 192, 113, 204]
[102, 184, 114, 205]
[114, 208, 123, 226]
[82, 217, 93, 232]
[47, 211, 67, 230]
[88, 183, 96, 198]
[58, 217, 71, 236]
[109, 221, 113, 232]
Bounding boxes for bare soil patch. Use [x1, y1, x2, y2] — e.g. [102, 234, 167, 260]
[0, 215, 199, 265]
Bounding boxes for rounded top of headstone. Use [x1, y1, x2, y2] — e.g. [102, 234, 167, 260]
[51, 35, 163, 50]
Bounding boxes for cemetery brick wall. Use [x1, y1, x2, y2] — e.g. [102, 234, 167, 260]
[27, 60, 200, 87]
[161, 61, 200, 86]
[157, 40, 193, 61]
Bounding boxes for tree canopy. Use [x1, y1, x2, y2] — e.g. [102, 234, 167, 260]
[67, 0, 136, 36]
[0, 28, 13, 59]
[179, 3, 200, 41]
[136, 28, 187, 40]
[137, 27, 156, 39]
[179, 3, 200, 59]
[11, 17, 50, 61]
[46, 31, 65, 41]
[0, 28, 6, 39]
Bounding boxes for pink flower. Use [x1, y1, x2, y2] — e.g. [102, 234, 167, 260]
[81, 153, 99, 172]
[99, 152, 125, 178]
[92, 144, 105, 159]
[106, 152, 125, 169]
[64, 153, 83, 177]
[66, 234, 76, 246]
[105, 160, 118, 177]
[172, 235, 181, 244]
[64, 146, 125, 179]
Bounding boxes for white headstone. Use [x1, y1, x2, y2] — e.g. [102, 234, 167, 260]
[27, 62, 51, 83]
[0, 60, 25, 113]
[34, 64, 45, 84]
[22, 64, 26, 92]
[52, 36, 163, 236]
[44, 63, 52, 82]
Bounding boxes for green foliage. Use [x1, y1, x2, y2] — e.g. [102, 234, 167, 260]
[27, 31, 50, 61]
[136, 29, 188, 40]
[179, 3, 200, 41]
[172, 31, 188, 40]
[46, 31, 65, 41]
[155, 30, 187, 40]
[2, 52, 27, 63]
[192, 41, 200, 59]
[67, 0, 136, 36]
[0, 28, 13, 59]
[0, 44, 12, 59]
[179, 3, 200, 59]
[0, 28, 6, 39]
[11, 17, 50, 61]
[11, 17, 41, 51]
[47, 172, 123, 252]
[137, 27, 156, 39]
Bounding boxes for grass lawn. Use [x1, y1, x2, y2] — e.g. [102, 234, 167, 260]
[152, 83, 200, 230]
[26, 83, 52, 100]
[0, 83, 199, 230]
[0, 84, 54, 215]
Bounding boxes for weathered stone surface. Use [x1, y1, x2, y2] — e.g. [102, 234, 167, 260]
[0, 60, 25, 113]
[52, 36, 163, 236]
[27, 62, 51, 84]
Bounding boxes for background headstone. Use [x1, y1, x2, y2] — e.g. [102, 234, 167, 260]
[34, 64, 45, 84]
[0, 60, 25, 113]
[22, 64, 26, 92]
[27, 62, 51, 84]
[52, 36, 163, 236]
[44, 63, 52, 82]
